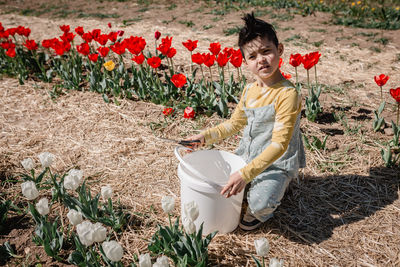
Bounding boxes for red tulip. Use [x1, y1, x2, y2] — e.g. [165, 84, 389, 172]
[390, 87, 400, 124]
[88, 53, 99, 62]
[390, 88, 400, 103]
[183, 107, 195, 119]
[147, 56, 161, 69]
[108, 22, 112, 28]
[182, 39, 198, 52]
[132, 53, 145, 65]
[223, 47, 235, 58]
[17, 26, 30, 37]
[0, 22, 3, 32]
[202, 53, 215, 68]
[108, 32, 118, 43]
[302, 51, 321, 70]
[97, 46, 110, 57]
[75, 26, 84, 36]
[76, 42, 90, 56]
[163, 107, 174, 116]
[95, 34, 109, 46]
[6, 28, 17, 36]
[209, 42, 221, 55]
[125, 36, 146, 55]
[60, 32, 75, 43]
[23, 39, 38, 50]
[41, 39, 55, 49]
[117, 30, 124, 37]
[289, 53, 302, 67]
[5, 48, 16, 58]
[374, 74, 389, 87]
[230, 49, 243, 68]
[191, 53, 203, 65]
[91, 29, 101, 39]
[60, 25, 70, 33]
[82, 32, 93, 43]
[279, 58, 283, 68]
[154, 30, 161, 40]
[166, 47, 176, 58]
[171, 73, 187, 88]
[216, 52, 229, 67]
[110, 42, 125, 55]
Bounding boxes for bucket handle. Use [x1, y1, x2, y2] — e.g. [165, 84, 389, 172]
[174, 146, 223, 192]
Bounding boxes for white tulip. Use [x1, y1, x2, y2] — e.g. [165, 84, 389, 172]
[182, 217, 196, 234]
[76, 220, 95, 246]
[254, 237, 270, 257]
[67, 209, 83, 226]
[139, 253, 152, 267]
[101, 185, 113, 200]
[153, 255, 169, 267]
[63, 169, 84, 191]
[21, 158, 35, 171]
[21, 181, 39, 200]
[269, 258, 284, 267]
[38, 152, 55, 168]
[102, 240, 123, 262]
[35, 198, 50, 216]
[184, 201, 199, 222]
[161, 196, 175, 213]
[92, 222, 107, 243]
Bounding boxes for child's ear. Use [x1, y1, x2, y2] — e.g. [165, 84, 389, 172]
[278, 43, 284, 56]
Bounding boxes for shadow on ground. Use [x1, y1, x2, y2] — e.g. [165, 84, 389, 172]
[268, 166, 400, 244]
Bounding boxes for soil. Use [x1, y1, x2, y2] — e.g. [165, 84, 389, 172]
[1, 0, 400, 266]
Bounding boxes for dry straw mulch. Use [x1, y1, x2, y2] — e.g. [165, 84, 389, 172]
[1, 75, 399, 266]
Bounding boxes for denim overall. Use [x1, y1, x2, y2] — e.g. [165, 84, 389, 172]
[235, 84, 306, 222]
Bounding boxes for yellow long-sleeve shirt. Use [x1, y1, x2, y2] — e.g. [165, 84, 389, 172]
[201, 79, 302, 183]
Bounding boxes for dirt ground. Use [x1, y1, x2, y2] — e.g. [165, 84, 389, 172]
[1, 0, 400, 266]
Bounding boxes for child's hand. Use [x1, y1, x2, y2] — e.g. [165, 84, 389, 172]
[220, 171, 246, 198]
[183, 134, 205, 149]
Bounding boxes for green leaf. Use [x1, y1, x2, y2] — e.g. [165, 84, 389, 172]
[251, 255, 263, 267]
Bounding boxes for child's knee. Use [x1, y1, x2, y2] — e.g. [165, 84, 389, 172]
[247, 193, 281, 221]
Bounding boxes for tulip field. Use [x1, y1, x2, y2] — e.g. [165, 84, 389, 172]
[0, 0, 400, 266]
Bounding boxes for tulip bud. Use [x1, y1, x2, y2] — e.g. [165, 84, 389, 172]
[35, 198, 50, 216]
[269, 258, 284, 267]
[154, 30, 161, 40]
[21, 181, 39, 200]
[254, 237, 269, 257]
[76, 220, 95, 246]
[101, 185, 113, 200]
[38, 152, 55, 168]
[153, 255, 169, 267]
[92, 222, 107, 243]
[67, 209, 83, 225]
[182, 217, 196, 234]
[21, 158, 35, 171]
[102, 240, 123, 262]
[161, 196, 175, 214]
[184, 201, 199, 222]
[139, 253, 152, 267]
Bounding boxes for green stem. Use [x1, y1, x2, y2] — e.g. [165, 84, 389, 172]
[295, 66, 298, 85]
[314, 65, 318, 86]
[397, 104, 399, 125]
[380, 86, 383, 102]
[307, 69, 310, 91]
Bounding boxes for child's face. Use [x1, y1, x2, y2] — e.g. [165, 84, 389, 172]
[242, 36, 283, 86]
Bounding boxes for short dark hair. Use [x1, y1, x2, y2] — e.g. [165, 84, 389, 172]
[238, 12, 279, 53]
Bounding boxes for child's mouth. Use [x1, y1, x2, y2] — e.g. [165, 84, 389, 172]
[258, 65, 269, 71]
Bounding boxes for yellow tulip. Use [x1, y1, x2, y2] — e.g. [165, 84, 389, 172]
[396, 7, 400, 11]
[357, 1, 361, 5]
[103, 60, 115, 71]
[351, 2, 355, 6]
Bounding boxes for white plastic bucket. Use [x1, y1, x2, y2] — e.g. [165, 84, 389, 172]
[174, 146, 246, 235]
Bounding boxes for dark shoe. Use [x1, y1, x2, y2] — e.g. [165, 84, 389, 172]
[239, 212, 263, 231]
